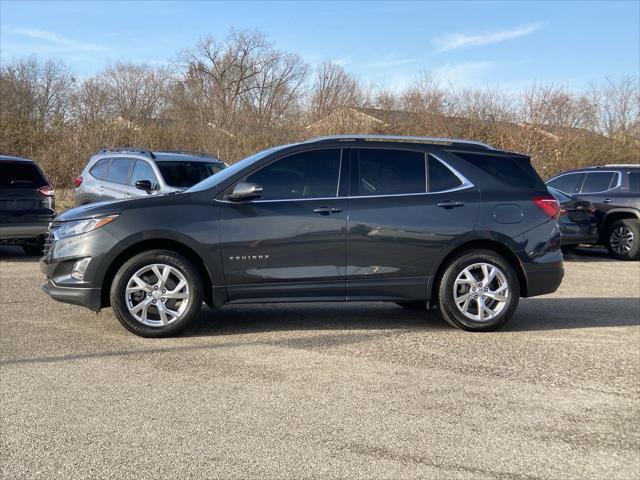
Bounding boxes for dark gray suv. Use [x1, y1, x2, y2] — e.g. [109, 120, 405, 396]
[74, 149, 226, 205]
[546, 165, 640, 260]
[42, 135, 564, 337]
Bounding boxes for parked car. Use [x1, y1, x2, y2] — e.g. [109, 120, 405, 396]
[42, 135, 564, 337]
[548, 187, 599, 247]
[74, 149, 226, 205]
[0, 156, 56, 255]
[546, 165, 640, 260]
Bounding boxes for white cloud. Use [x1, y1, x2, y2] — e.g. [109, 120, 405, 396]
[433, 61, 496, 87]
[434, 23, 542, 52]
[5, 27, 108, 52]
[364, 57, 417, 69]
[333, 56, 351, 66]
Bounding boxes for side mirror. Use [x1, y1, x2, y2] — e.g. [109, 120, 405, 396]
[135, 180, 155, 194]
[228, 182, 263, 201]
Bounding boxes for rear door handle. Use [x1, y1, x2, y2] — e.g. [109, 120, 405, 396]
[603, 198, 612, 204]
[313, 206, 342, 215]
[437, 200, 465, 208]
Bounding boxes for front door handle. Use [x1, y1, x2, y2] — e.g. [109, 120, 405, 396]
[313, 206, 342, 215]
[603, 198, 613, 204]
[437, 200, 465, 208]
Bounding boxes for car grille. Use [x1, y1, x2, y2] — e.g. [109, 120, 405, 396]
[42, 223, 60, 257]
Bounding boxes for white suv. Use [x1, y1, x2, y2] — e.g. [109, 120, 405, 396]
[74, 149, 226, 205]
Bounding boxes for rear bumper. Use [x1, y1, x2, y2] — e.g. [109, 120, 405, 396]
[42, 281, 102, 311]
[523, 263, 564, 297]
[0, 223, 49, 241]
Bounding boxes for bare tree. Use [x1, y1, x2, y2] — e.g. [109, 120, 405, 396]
[308, 61, 362, 120]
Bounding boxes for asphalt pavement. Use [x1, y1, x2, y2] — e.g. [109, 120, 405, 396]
[1, 246, 639, 479]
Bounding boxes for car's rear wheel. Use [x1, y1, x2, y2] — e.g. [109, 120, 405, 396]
[606, 219, 640, 261]
[110, 250, 203, 337]
[437, 250, 520, 331]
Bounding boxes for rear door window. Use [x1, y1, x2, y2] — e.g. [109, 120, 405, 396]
[580, 172, 616, 193]
[90, 158, 111, 180]
[546, 173, 585, 194]
[628, 172, 640, 193]
[0, 162, 47, 188]
[353, 149, 425, 196]
[105, 158, 133, 185]
[428, 156, 462, 192]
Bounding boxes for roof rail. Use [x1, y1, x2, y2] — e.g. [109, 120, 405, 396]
[154, 150, 212, 157]
[97, 147, 156, 159]
[304, 134, 495, 150]
[603, 164, 640, 168]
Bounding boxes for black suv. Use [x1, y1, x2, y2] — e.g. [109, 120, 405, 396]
[41, 135, 564, 337]
[546, 165, 640, 260]
[0, 156, 56, 255]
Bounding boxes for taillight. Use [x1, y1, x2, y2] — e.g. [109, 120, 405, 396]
[533, 196, 561, 219]
[73, 175, 83, 188]
[37, 185, 55, 197]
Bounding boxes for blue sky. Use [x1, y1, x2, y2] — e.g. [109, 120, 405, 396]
[1, 0, 638, 92]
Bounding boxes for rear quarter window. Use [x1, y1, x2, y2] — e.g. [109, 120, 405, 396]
[452, 151, 545, 190]
[0, 162, 48, 188]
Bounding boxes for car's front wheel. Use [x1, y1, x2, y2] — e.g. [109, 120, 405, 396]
[110, 250, 203, 337]
[606, 219, 640, 261]
[437, 250, 520, 331]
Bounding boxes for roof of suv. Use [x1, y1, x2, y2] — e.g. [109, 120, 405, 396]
[0, 155, 34, 163]
[303, 134, 496, 151]
[549, 164, 640, 177]
[94, 148, 222, 163]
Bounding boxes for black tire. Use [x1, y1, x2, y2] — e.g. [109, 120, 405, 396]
[437, 249, 520, 332]
[396, 301, 427, 310]
[606, 219, 640, 261]
[110, 249, 203, 337]
[22, 241, 44, 256]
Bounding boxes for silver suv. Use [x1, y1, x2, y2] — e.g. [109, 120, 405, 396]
[74, 149, 226, 205]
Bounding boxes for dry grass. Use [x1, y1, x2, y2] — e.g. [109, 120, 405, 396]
[56, 189, 75, 213]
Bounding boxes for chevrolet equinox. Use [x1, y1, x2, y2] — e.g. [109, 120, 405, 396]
[41, 135, 564, 337]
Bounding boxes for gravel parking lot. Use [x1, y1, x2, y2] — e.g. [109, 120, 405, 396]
[1, 246, 639, 480]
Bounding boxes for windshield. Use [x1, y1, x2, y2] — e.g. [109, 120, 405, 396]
[187, 146, 287, 192]
[157, 161, 225, 188]
[0, 162, 47, 188]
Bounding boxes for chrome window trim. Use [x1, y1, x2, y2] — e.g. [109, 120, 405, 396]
[429, 153, 474, 192]
[547, 170, 622, 194]
[215, 154, 474, 204]
[336, 150, 343, 197]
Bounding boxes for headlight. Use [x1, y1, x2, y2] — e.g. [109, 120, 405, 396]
[56, 215, 119, 239]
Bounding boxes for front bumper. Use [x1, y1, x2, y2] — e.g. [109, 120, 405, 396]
[42, 281, 102, 311]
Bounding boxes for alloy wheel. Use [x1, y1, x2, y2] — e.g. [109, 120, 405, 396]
[125, 263, 190, 327]
[610, 226, 635, 254]
[453, 262, 510, 322]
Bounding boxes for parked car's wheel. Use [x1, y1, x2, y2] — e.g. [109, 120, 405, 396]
[606, 219, 640, 261]
[110, 250, 203, 337]
[437, 250, 520, 331]
[22, 240, 44, 256]
[396, 301, 427, 310]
